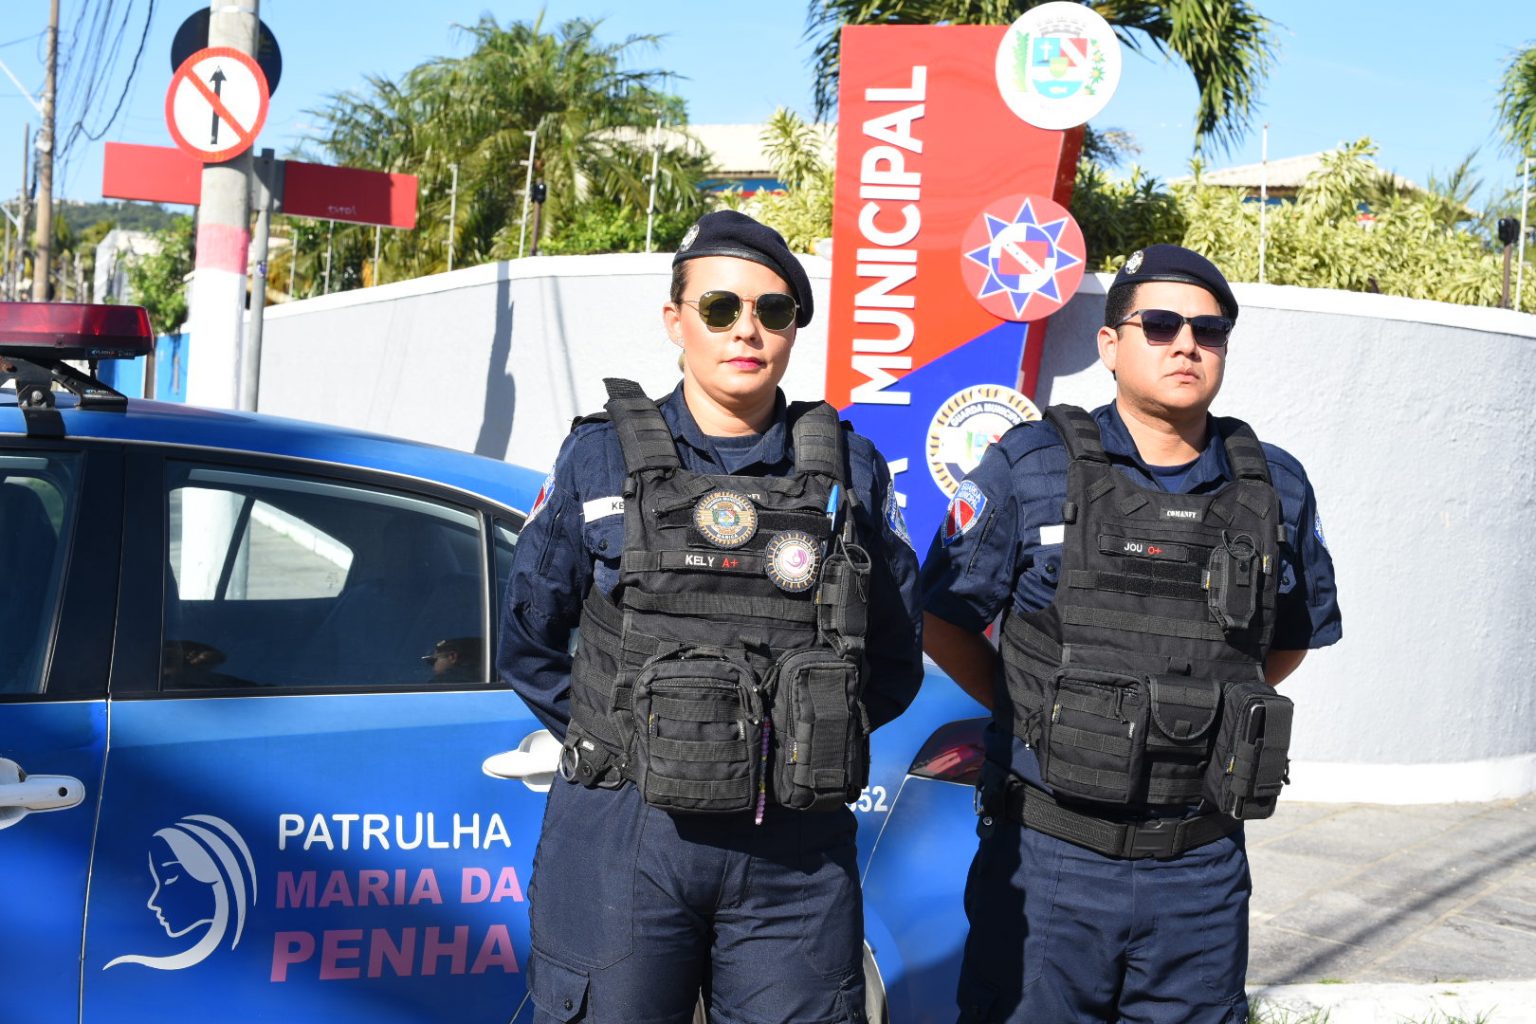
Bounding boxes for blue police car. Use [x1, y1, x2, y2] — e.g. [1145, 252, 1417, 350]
[0, 302, 984, 1023]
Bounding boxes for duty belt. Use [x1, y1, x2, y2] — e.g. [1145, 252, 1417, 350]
[983, 763, 1240, 860]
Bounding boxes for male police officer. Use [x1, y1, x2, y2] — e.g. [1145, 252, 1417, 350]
[500, 211, 924, 1023]
[921, 245, 1341, 1024]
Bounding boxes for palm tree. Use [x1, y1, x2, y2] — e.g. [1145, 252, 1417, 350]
[1498, 42, 1536, 159]
[805, 0, 1275, 154]
[302, 12, 707, 285]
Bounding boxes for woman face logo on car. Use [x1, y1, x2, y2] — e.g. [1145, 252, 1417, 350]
[105, 814, 257, 971]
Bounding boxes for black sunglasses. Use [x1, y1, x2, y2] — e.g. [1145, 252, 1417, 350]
[680, 290, 798, 332]
[1113, 308, 1233, 348]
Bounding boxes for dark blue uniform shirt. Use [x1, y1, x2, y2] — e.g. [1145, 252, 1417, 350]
[499, 383, 925, 739]
[919, 402, 1342, 785]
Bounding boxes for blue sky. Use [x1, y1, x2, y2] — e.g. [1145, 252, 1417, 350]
[0, 1, 1531, 210]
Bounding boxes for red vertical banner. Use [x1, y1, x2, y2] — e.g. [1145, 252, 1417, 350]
[826, 25, 1084, 550]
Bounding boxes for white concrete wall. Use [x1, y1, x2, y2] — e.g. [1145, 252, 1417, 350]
[257, 255, 1536, 803]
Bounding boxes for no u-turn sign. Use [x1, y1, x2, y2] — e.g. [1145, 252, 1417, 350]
[165, 46, 270, 163]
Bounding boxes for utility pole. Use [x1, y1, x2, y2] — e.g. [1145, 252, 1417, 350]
[185, 0, 259, 410]
[323, 219, 333, 293]
[240, 148, 278, 412]
[1519, 156, 1530, 314]
[447, 162, 459, 272]
[1258, 123, 1268, 286]
[645, 117, 663, 253]
[16, 124, 30, 299]
[517, 130, 537, 258]
[30, 0, 57, 301]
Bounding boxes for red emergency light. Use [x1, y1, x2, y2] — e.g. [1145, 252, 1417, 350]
[0, 302, 155, 360]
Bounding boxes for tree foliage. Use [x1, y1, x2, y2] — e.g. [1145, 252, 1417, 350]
[723, 109, 837, 253]
[1080, 138, 1534, 309]
[293, 13, 710, 291]
[124, 215, 195, 335]
[804, 0, 1274, 153]
[1497, 41, 1536, 158]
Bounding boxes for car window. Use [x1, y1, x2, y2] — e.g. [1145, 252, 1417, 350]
[0, 452, 81, 694]
[162, 463, 486, 691]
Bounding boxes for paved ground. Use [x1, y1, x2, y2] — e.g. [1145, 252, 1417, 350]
[1244, 795, 1536, 1022]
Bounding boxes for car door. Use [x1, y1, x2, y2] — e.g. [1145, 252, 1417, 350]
[80, 448, 548, 1023]
[0, 442, 122, 1024]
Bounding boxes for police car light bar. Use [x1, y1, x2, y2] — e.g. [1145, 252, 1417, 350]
[0, 302, 154, 360]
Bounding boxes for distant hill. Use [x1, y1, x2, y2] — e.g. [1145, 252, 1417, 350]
[58, 200, 178, 237]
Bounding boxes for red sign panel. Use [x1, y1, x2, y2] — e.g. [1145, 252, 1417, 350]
[283, 162, 418, 230]
[102, 142, 201, 206]
[824, 25, 1084, 551]
[101, 144, 418, 229]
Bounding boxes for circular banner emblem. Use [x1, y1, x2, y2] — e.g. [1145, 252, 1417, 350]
[927, 384, 1042, 496]
[693, 491, 759, 548]
[961, 194, 1086, 322]
[995, 1, 1122, 131]
[764, 531, 820, 593]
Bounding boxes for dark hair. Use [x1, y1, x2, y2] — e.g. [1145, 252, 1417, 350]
[670, 261, 688, 305]
[1104, 281, 1138, 330]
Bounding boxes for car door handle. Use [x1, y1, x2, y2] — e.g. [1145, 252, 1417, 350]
[0, 758, 85, 831]
[482, 729, 562, 793]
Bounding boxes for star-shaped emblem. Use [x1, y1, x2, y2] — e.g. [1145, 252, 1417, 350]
[963, 197, 1082, 317]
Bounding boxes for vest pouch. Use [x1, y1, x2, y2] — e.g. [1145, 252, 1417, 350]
[1040, 668, 1148, 805]
[816, 544, 871, 646]
[770, 648, 867, 811]
[1145, 676, 1221, 757]
[1206, 531, 1261, 632]
[631, 651, 763, 815]
[1204, 680, 1294, 820]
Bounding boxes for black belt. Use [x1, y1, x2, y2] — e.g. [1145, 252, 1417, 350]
[983, 765, 1240, 860]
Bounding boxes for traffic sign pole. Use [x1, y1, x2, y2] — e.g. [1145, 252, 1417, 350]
[184, 4, 261, 411]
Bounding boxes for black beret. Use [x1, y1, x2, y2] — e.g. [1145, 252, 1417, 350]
[1110, 244, 1238, 321]
[674, 210, 814, 327]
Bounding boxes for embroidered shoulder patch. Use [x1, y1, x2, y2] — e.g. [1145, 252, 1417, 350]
[884, 487, 913, 550]
[526, 470, 557, 525]
[941, 480, 988, 547]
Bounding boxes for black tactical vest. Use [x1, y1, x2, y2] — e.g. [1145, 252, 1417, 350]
[563, 380, 872, 816]
[1001, 405, 1294, 819]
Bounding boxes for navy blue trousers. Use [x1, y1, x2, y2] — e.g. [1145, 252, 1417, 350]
[956, 815, 1250, 1024]
[526, 777, 865, 1024]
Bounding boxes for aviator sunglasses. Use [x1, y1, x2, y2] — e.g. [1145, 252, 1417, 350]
[681, 290, 799, 332]
[1113, 308, 1234, 349]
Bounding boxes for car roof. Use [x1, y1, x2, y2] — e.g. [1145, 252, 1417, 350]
[0, 389, 545, 514]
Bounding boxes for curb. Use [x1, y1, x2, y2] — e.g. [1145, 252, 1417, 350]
[1248, 981, 1536, 1023]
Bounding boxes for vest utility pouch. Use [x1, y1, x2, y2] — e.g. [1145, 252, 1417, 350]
[770, 648, 867, 811]
[1204, 680, 1294, 820]
[816, 545, 871, 648]
[1041, 668, 1148, 805]
[1145, 676, 1221, 757]
[1205, 531, 1261, 632]
[631, 651, 763, 815]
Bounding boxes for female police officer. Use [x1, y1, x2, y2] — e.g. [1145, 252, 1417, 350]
[498, 210, 923, 1024]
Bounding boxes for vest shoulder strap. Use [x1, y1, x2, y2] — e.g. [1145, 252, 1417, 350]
[603, 378, 682, 474]
[1045, 404, 1108, 463]
[787, 400, 847, 484]
[1214, 416, 1271, 484]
